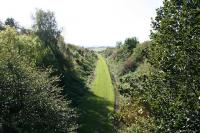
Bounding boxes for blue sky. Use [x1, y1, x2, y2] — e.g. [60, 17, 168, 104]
[0, 0, 163, 47]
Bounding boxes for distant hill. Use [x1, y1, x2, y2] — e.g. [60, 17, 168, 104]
[88, 46, 114, 52]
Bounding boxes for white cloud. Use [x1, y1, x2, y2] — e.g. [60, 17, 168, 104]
[0, 0, 163, 47]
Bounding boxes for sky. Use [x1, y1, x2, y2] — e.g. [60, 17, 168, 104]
[0, 0, 163, 47]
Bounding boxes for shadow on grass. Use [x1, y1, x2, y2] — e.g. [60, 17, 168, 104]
[59, 67, 115, 132]
[78, 90, 114, 133]
[57, 54, 114, 132]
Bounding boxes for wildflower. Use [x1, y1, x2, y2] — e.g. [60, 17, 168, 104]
[138, 108, 143, 114]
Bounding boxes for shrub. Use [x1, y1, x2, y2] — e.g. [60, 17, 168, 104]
[0, 27, 77, 132]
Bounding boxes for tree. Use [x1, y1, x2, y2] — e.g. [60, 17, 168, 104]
[0, 27, 77, 132]
[0, 20, 4, 31]
[116, 41, 123, 48]
[147, 0, 200, 131]
[32, 9, 68, 81]
[124, 37, 139, 52]
[32, 9, 66, 70]
[33, 9, 61, 47]
[5, 18, 18, 28]
[121, 41, 149, 74]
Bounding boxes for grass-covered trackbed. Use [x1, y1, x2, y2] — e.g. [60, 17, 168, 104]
[91, 54, 115, 110]
[79, 54, 115, 133]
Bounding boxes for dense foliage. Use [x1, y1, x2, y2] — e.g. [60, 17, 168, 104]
[1, 0, 200, 132]
[31, 10, 97, 104]
[103, 40, 153, 132]
[0, 9, 97, 132]
[103, 0, 200, 132]
[147, 0, 200, 131]
[0, 27, 77, 132]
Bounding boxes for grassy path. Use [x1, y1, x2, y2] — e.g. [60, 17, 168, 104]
[79, 54, 115, 133]
[91, 54, 115, 110]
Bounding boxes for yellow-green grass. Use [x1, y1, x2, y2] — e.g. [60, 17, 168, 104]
[78, 54, 115, 133]
[90, 54, 115, 110]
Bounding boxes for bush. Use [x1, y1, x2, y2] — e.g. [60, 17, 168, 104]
[121, 42, 149, 74]
[0, 27, 77, 132]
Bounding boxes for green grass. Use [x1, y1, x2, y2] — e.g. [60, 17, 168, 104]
[78, 54, 115, 133]
[90, 54, 115, 110]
